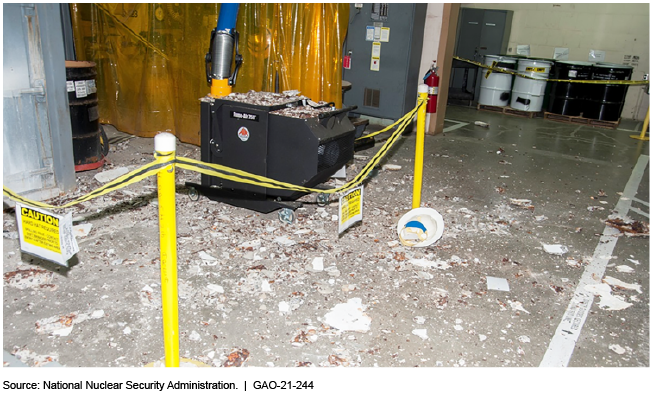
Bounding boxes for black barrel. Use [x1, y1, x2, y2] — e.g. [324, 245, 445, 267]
[66, 60, 104, 171]
[547, 61, 593, 116]
[582, 63, 633, 121]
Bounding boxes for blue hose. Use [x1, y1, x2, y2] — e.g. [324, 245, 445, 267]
[216, 3, 239, 33]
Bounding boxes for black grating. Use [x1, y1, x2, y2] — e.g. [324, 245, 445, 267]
[364, 88, 380, 108]
[317, 132, 355, 173]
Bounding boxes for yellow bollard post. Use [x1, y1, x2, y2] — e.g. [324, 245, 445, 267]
[413, 85, 429, 209]
[154, 132, 180, 367]
[630, 106, 649, 141]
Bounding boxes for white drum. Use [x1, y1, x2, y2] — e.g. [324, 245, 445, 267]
[510, 59, 553, 112]
[478, 55, 517, 107]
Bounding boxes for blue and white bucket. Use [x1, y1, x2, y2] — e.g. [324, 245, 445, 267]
[397, 208, 444, 247]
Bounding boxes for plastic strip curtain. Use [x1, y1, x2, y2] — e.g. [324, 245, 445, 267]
[69, 3, 349, 146]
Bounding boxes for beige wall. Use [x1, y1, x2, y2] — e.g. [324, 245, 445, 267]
[419, 3, 445, 79]
[462, 3, 649, 120]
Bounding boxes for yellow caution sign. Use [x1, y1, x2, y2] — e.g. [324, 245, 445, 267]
[15, 203, 79, 266]
[338, 186, 364, 234]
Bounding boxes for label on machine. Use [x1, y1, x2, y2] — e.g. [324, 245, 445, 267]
[231, 111, 259, 122]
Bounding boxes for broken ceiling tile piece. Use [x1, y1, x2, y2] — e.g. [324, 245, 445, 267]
[412, 329, 428, 340]
[609, 344, 626, 355]
[486, 276, 510, 291]
[72, 223, 93, 238]
[543, 244, 568, 255]
[198, 251, 217, 261]
[207, 284, 224, 294]
[382, 164, 402, 171]
[94, 167, 129, 183]
[509, 198, 534, 210]
[274, 236, 296, 247]
[323, 298, 371, 332]
[602, 276, 642, 293]
[508, 300, 530, 314]
[278, 301, 291, 313]
[312, 257, 324, 272]
[584, 283, 633, 311]
[414, 316, 426, 325]
[615, 265, 634, 273]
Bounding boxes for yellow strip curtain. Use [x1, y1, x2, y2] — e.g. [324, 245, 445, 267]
[70, 3, 349, 146]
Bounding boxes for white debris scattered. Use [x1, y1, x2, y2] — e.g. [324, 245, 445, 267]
[615, 265, 634, 273]
[453, 325, 463, 331]
[278, 301, 291, 313]
[239, 239, 261, 249]
[603, 276, 642, 293]
[508, 300, 530, 314]
[410, 258, 451, 270]
[479, 334, 487, 342]
[4, 268, 53, 290]
[543, 244, 568, 255]
[584, 283, 633, 311]
[486, 276, 510, 291]
[627, 259, 639, 265]
[414, 316, 426, 325]
[412, 329, 428, 340]
[518, 335, 531, 343]
[509, 198, 534, 209]
[72, 223, 93, 238]
[323, 298, 371, 332]
[535, 215, 548, 221]
[312, 257, 324, 272]
[35, 310, 105, 336]
[261, 281, 272, 292]
[94, 167, 129, 183]
[123, 327, 132, 335]
[382, 164, 402, 171]
[198, 251, 218, 261]
[609, 344, 626, 354]
[587, 206, 605, 212]
[274, 236, 296, 246]
[474, 121, 490, 128]
[189, 331, 201, 341]
[207, 284, 224, 294]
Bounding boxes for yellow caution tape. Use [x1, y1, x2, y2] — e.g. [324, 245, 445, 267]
[3, 100, 424, 210]
[455, 56, 648, 85]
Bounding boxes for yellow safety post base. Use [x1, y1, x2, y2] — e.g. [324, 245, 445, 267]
[211, 78, 232, 98]
[154, 133, 180, 367]
[630, 106, 649, 141]
[412, 85, 429, 209]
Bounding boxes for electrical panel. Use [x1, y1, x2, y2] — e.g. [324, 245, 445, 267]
[343, 3, 427, 120]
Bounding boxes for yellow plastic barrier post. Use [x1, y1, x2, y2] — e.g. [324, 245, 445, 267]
[630, 106, 649, 141]
[154, 132, 180, 367]
[413, 85, 429, 209]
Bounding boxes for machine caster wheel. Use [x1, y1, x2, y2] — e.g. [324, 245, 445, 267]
[278, 208, 295, 224]
[188, 187, 200, 201]
[316, 193, 330, 207]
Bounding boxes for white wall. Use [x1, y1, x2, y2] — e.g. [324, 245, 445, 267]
[418, 3, 445, 79]
[462, 3, 649, 120]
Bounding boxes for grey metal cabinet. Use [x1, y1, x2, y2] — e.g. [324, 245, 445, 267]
[449, 8, 513, 106]
[342, 3, 427, 120]
[3, 3, 75, 205]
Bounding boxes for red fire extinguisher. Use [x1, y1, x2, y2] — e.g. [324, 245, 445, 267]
[423, 61, 439, 114]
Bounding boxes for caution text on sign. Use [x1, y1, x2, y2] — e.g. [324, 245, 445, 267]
[15, 203, 79, 267]
[338, 186, 363, 234]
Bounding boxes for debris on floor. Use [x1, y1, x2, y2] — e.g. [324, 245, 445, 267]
[474, 121, 490, 128]
[323, 298, 371, 332]
[486, 276, 510, 291]
[543, 244, 569, 255]
[509, 198, 534, 211]
[605, 218, 649, 236]
[94, 167, 129, 183]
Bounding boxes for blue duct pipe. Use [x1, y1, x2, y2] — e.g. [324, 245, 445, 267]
[216, 3, 239, 33]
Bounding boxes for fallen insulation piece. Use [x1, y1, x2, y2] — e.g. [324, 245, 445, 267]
[323, 298, 371, 332]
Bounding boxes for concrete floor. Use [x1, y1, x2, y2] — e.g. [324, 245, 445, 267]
[3, 104, 648, 371]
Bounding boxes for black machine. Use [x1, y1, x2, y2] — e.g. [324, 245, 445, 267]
[187, 92, 357, 214]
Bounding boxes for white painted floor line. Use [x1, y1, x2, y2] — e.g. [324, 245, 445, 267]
[632, 197, 649, 207]
[539, 154, 649, 367]
[629, 206, 650, 219]
[443, 120, 470, 133]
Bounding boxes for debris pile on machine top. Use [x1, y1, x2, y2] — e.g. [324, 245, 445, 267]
[223, 90, 333, 119]
[271, 103, 334, 119]
[223, 90, 308, 106]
